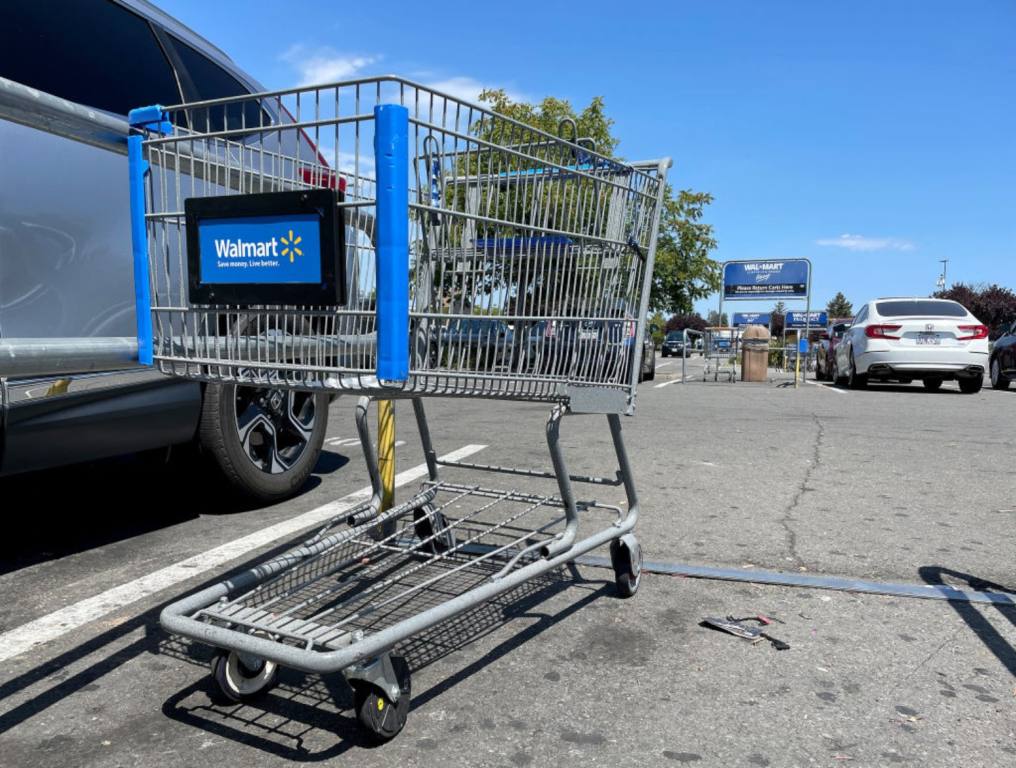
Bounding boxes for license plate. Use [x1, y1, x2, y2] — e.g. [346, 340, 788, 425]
[916, 333, 940, 345]
[579, 331, 598, 340]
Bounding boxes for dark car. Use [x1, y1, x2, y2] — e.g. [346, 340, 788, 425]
[660, 330, 689, 358]
[0, 0, 331, 500]
[989, 319, 1016, 390]
[433, 318, 515, 367]
[814, 321, 850, 381]
[517, 319, 655, 382]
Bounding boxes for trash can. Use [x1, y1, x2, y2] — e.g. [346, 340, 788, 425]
[741, 325, 770, 382]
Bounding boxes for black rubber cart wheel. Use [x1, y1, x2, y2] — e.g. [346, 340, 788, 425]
[610, 536, 642, 598]
[413, 503, 456, 553]
[210, 650, 278, 703]
[353, 656, 412, 744]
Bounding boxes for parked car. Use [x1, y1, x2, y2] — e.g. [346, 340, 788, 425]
[989, 319, 1016, 390]
[814, 321, 850, 381]
[516, 319, 655, 382]
[832, 298, 989, 393]
[660, 331, 689, 358]
[433, 318, 515, 367]
[0, 0, 331, 498]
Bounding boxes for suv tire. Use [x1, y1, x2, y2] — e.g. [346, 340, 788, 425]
[199, 383, 328, 503]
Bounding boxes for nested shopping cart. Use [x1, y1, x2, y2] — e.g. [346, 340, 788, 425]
[129, 75, 669, 742]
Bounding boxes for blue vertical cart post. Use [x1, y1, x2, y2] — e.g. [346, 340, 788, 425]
[126, 105, 171, 367]
[373, 104, 410, 382]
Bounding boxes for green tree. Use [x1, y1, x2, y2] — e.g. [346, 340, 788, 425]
[771, 301, 787, 337]
[665, 312, 708, 333]
[647, 310, 667, 345]
[935, 282, 1016, 338]
[649, 190, 721, 314]
[476, 89, 719, 316]
[706, 310, 729, 327]
[826, 292, 853, 319]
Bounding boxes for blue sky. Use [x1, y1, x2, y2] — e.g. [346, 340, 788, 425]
[158, 0, 1015, 318]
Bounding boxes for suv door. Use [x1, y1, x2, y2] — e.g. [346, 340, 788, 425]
[1, 0, 184, 340]
[0, 1, 205, 474]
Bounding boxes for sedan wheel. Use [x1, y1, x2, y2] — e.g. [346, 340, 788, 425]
[990, 358, 1010, 390]
[958, 376, 983, 394]
[847, 353, 867, 389]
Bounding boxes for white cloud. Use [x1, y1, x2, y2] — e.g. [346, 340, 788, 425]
[815, 234, 916, 252]
[424, 76, 530, 106]
[281, 45, 379, 87]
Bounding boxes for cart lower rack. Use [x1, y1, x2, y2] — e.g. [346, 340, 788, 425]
[136, 75, 670, 742]
[160, 397, 644, 740]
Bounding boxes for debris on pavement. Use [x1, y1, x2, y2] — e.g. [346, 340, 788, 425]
[701, 615, 791, 650]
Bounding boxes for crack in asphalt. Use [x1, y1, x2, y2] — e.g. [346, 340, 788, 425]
[778, 413, 824, 569]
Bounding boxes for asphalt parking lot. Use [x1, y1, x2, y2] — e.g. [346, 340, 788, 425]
[1, 355, 1014, 767]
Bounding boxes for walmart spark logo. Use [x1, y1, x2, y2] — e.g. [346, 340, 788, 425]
[279, 229, 303, 263]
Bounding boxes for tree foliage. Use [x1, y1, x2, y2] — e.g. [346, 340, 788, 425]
[934, 283, 1016, 339]
[477, 89, 719, 317]
[478, 90, 618, 156]
[665, 312, 708, 333]
[825, 292, 853, 319]
[649, 190, 721, 314]
[705, 310, 729, 327]
[770, 301, 786, 337]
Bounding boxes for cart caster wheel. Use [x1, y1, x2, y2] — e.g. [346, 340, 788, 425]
[210, 650, 278, 703]
[353, 656, 411, 744]
[413, 504, 456, 554]
[610, 534, 642, 598]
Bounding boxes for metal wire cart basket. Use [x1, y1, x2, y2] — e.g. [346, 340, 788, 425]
[130, 76, 669, 742]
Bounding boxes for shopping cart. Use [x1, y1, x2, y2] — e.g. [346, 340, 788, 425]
[703, 327, 737, 382]
[130, 76, 669, 742]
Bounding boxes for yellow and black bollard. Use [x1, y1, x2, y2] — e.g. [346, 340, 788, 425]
[377, 399, 396, 531]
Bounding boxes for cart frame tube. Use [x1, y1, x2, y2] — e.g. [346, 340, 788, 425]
[374, 103, 410, 382]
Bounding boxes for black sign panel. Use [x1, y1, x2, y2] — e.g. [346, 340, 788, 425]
[185, 189, 345, 306]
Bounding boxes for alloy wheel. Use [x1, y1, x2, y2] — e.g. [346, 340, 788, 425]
[234, 386, 317, 474]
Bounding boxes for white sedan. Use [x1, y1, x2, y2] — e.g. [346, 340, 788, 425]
[833, 298, 989, 393]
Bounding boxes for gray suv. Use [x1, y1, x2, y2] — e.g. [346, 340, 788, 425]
[0, 0, 330, 499]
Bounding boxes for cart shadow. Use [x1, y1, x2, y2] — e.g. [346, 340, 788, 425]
[0, 450, 347, 575]
[158, 564, 609, 761]
[917, 565, 1016, 675]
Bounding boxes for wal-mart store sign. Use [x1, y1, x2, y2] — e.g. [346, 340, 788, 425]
[198, 214, 322, 284]
[723, 260, 810, 300]
[786, 311, 828, 328]
[733, 312, 771, 327]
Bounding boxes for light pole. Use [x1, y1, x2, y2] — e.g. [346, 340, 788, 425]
[937, 258, 948, 292]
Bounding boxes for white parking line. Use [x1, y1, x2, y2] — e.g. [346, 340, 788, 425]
[654, 376, 685, 388]
[0, 443, 486, 665]
[656, 360, 674, 369]
[804, 379, 847, 394]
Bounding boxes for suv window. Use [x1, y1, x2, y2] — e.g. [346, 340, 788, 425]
[167, 35, 266, 133]
[875, 300, 967, 318]
[1, 0, 181, 116]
